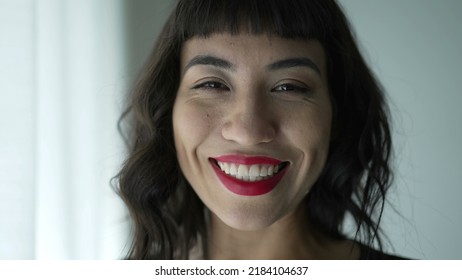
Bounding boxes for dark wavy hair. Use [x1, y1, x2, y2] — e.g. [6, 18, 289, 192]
[116, 0, 393, 259]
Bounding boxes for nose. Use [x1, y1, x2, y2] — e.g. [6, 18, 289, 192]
[221, 93, 277, 146]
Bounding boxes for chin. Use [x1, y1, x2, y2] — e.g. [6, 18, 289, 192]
[213, 204, 288, 232]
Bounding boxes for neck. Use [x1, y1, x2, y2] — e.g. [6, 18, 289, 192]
[205, 207, 359, 259]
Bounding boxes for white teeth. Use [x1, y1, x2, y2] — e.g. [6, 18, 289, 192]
[260, 165, 268, 177]
[237, 165, 249, 177]
[229, 164, 237, 175]
[216, 161, 283, 182]
[249, 165, 260, 177]
[223, 162, 230, 174]
[268, 165, 274, 175]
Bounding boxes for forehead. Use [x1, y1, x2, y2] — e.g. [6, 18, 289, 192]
[180, 33, 326, 70]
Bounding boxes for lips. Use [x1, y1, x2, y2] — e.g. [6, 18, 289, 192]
[210, 155, 289, 196]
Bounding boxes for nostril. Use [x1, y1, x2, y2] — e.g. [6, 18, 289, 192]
[221, 117, 276, 145]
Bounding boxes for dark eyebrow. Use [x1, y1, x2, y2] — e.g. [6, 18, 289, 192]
[183, 55, 235, 74]
[267, 57, 321, 76]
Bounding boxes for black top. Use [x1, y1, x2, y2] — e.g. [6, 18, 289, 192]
[359, 244, 407, 260]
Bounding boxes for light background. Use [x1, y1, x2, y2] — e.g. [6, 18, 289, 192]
[1, 0, 461, 259]
[340, 0, 462, 260]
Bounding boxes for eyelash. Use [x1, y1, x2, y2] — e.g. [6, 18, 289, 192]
[191, 81, 311, 95]
[192, 81, 230, 91]
[271, 83, 310, 94]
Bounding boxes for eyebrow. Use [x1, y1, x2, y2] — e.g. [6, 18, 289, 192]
[183, 55, 235, 74]
[183, 55, 321, 76]
[267, 57, 321, 76]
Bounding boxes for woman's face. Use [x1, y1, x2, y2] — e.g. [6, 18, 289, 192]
[173, 33, 332, 230]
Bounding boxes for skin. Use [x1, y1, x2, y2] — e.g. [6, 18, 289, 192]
[173, 33, 359, 259]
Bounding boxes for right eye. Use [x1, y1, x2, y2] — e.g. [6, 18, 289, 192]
[192, 81, 230, 91]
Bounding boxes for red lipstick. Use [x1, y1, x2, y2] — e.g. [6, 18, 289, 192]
[210, 155, 288, 196]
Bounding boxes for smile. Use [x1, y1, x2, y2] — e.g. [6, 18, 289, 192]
[216, 162, 282, 182]
[210, 155, 289, 196]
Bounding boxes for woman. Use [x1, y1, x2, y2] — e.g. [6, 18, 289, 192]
[116, 0, 399, 259]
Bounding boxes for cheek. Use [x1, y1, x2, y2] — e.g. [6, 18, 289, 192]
[285, 105, 332, 149]
[283, 103, 333, 186]
[172, 101, 217, 177]
[174, 103, 210, 147]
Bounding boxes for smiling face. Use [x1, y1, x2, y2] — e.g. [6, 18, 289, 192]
[173, 33, 332, 231]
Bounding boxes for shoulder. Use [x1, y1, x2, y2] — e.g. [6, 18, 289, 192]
[358, 244, 408, 260]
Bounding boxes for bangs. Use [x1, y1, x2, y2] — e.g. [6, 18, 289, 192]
[173, 0, 336, 41]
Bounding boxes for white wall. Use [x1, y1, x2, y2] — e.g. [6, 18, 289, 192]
[339, 0, 462, 259]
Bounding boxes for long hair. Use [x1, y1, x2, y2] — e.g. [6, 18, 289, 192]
[116, 0, 393, 259]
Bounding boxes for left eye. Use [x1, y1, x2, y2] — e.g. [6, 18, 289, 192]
[192, 81, 229, 91]
[271, 83, 309, 93]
